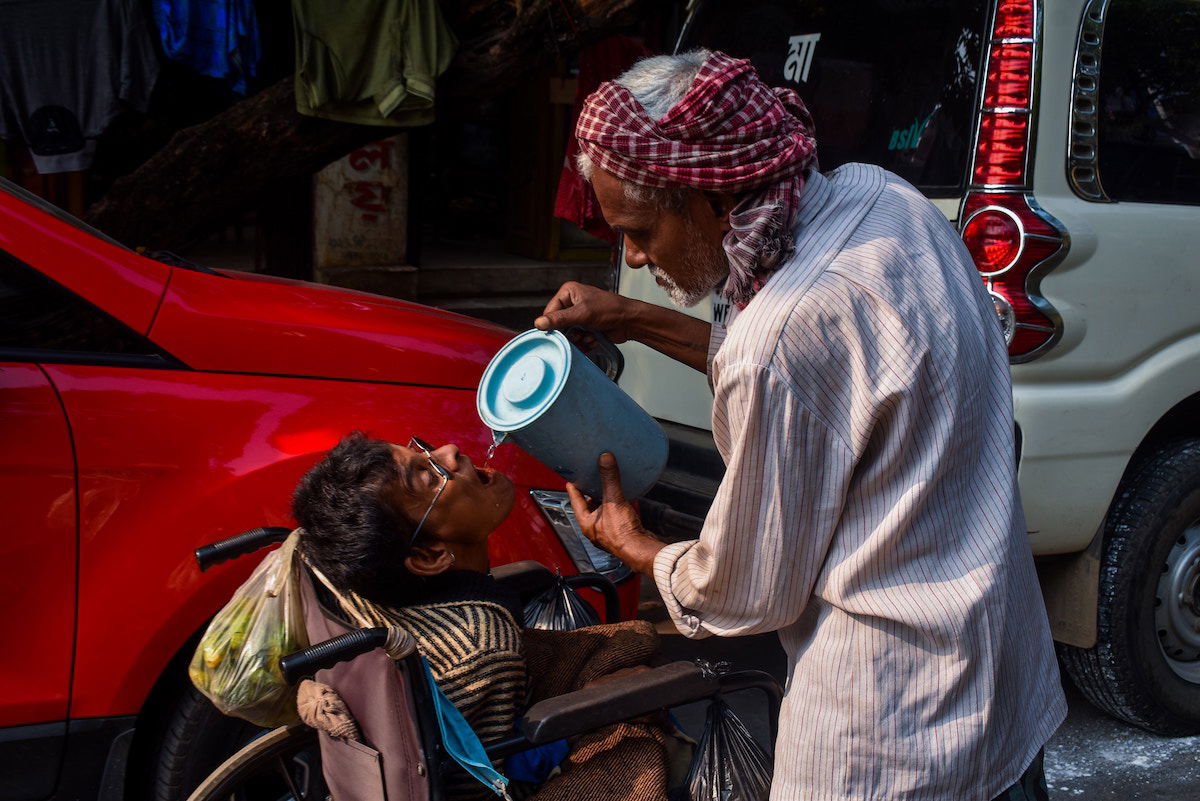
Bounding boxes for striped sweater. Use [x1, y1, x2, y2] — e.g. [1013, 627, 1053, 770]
[326, 570, 527, 800]
[384, 600, 526, 748]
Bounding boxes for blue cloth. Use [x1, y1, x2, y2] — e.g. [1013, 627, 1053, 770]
[503, 723, 568, 783]
[422, 658, 511, 798]
[152, 0, 260, 94]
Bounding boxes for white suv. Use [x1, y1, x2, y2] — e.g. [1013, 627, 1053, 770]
[616, 0, 1200, 734]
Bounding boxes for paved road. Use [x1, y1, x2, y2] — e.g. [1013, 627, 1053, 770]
[643, 603, 1200, 800]
[1044, 683, 1200, 800]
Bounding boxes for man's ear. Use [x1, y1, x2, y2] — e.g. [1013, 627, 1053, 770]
[705, 191, 738, 232]
[405, 543, 455, 576]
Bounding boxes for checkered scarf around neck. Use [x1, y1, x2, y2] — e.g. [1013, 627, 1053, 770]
[576, 51, 817, 307]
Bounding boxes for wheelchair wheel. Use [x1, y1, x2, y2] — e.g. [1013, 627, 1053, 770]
[186, 724, 323, 801]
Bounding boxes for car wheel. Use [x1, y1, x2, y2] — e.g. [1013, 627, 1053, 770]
[1058, 438, 1200, 735]
[153, 686, 264, 801]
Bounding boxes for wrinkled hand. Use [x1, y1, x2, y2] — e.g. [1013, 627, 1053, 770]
[534, 282, 637, 346]
[566, 453, 665, 577]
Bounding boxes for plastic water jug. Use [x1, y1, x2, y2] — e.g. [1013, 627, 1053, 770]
[476, 329, 668, 500]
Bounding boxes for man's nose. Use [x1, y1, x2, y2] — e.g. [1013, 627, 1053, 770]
[433, 443, 461, 472]
[624, 236, 649, 269]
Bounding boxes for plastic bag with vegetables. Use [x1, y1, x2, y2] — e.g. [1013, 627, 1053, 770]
[188, 531, 309, 727]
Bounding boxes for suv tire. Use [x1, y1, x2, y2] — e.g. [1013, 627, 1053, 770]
[154, 686, 262, 801]
[1058, 438, 1200, 735]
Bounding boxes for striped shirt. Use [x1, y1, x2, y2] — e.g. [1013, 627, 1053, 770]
[653, 164, 1066, 800]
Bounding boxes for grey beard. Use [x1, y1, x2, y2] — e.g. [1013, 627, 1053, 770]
[649, 265, 713, 308]
[648, 231, 731, 309]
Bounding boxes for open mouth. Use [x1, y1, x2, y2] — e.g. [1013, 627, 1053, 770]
[477, 467, 494, 486]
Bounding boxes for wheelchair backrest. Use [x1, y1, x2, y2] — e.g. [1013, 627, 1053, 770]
[298, 568, 435, 801]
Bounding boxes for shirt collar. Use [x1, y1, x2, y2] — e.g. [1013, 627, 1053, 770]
[796, 168, 832, 230]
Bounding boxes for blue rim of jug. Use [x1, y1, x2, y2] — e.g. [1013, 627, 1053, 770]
[476, 329, 572, 432]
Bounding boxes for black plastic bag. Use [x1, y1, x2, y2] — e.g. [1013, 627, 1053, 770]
[686, 696, 773, 801]
[522, 573, 601, 630]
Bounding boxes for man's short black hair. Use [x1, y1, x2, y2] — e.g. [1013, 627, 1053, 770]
[293, 432, 418, 606]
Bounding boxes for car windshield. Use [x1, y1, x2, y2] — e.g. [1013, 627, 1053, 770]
[1, 177, 215, 272]
[678, 0, 988, 197]
[0, 176, 135, 253]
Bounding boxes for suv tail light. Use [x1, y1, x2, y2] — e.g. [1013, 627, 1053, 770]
[961, 0, 1068, 363]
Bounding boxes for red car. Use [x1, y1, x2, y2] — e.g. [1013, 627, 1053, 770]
[0, 178, 638, 801]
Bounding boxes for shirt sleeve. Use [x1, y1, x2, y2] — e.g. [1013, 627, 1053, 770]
[113, 0, 160, 110]
[653, 361, 854, 638]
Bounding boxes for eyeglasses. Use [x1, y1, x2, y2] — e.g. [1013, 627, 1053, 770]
[407, 436, 453, 545]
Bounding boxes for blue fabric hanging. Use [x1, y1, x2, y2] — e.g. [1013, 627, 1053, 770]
[152, 0, 261, 94]
[421, 658, 512, 799]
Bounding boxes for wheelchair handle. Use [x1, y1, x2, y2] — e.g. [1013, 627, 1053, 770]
[563, 572, 621, 623]
[280, 627, 391, 685]
[195, 527, 293, 572]
[717, 669, 784, 744]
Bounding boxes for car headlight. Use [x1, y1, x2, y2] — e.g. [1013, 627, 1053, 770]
[530, 490, 632, 582]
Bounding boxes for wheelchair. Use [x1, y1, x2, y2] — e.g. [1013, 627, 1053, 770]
[186, 527, 782, 801]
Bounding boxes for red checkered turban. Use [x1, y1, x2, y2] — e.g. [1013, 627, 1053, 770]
[576, 51, 817, 306]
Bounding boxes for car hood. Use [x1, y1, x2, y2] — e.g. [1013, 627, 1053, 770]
[150, 267, 516, 389]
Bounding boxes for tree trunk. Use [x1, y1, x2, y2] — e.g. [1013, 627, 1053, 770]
[83, 0, 650, 250]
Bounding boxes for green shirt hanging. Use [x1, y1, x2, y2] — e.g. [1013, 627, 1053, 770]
[292, 0, 457, 126]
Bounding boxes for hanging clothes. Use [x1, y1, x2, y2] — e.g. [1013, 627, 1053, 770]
[0, 0, 159, 175]
[151, 0, 261, 95]
[553, 36, 651, 244]
[291, 0, 457, 127]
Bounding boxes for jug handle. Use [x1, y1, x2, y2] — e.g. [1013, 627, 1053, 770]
[568, 326, 624, 382]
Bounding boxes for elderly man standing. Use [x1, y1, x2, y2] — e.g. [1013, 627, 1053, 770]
[535, 50, 1066, 801]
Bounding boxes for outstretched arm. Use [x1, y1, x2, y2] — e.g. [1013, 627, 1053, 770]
[535, 282, 712, 374]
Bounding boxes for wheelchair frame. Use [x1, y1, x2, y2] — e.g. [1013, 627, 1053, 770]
[186, 527, 782, 801]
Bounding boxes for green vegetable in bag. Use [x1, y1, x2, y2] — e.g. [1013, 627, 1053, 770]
[188, 531, 308, 728]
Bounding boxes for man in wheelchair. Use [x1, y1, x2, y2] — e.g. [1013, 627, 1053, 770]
[291, 432, 687, 801]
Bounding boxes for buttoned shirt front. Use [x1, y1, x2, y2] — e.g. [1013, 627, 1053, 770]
[654, 163, 1066, 801]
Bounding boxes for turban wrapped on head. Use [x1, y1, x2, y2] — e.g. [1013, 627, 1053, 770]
[576, 51, 818, 306]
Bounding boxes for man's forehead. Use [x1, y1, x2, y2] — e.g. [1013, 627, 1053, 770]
[591, 168, 659, 227]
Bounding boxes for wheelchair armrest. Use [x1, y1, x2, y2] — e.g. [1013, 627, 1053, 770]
[490, 560, 555, 602]
[518, 661, 722, 744]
